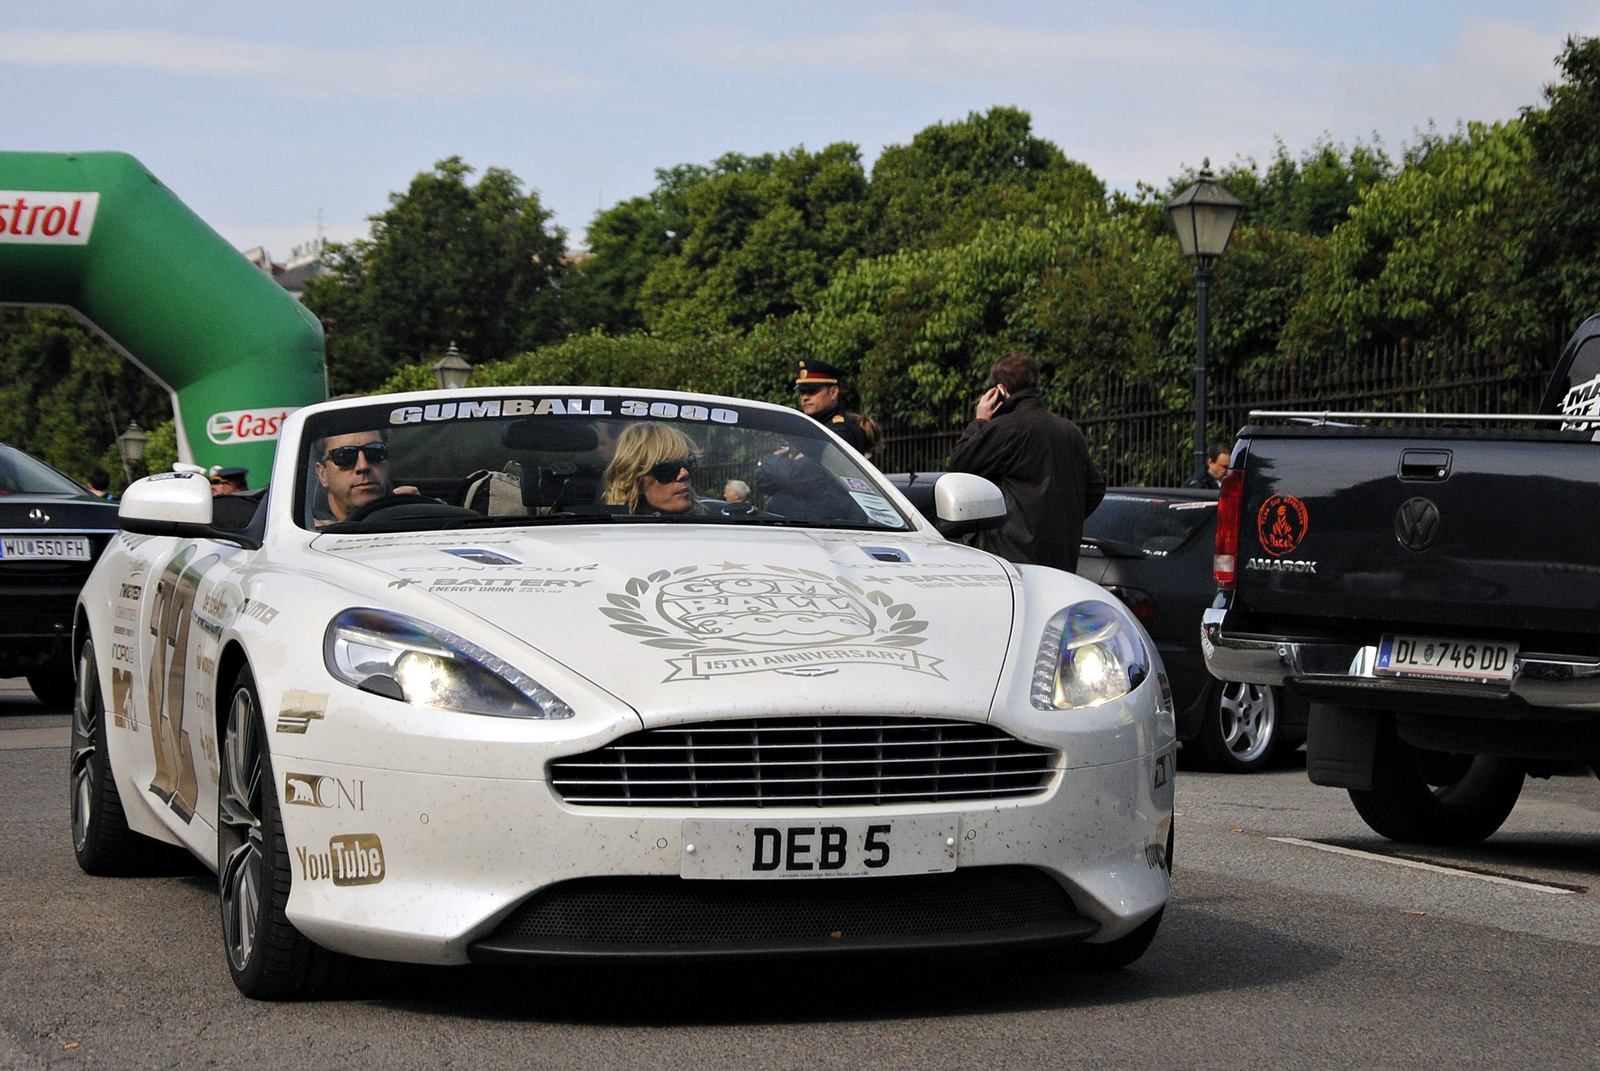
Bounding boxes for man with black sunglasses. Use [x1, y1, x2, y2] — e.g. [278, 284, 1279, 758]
[793, 359, 868, 454]
[315, 431, 396, 523]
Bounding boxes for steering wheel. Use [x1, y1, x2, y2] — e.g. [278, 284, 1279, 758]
[341, 491, 474, 524]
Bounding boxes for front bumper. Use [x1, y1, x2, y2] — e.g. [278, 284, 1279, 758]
[280, 747, 1174, 966]
[1202, 606, 1600, 711]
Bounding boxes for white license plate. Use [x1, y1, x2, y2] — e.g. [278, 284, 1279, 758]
[0, 536, 91, 561]
[680, 817, 958, 880]
[1375, 634, 1517, 683]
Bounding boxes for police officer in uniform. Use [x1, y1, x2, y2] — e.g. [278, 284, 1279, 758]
[793, 359, 868, 453]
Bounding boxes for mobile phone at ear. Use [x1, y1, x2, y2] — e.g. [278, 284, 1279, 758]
[994, 384, 1009, 399]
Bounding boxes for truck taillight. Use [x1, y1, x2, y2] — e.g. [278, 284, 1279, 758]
[1214, 468, 1243, 588]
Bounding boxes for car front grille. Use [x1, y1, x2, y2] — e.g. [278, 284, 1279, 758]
[476, 866, 1079, 949]
[548, 716, 1057, 808]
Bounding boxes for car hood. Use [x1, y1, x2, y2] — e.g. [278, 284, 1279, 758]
[311, 526, 1017, 722]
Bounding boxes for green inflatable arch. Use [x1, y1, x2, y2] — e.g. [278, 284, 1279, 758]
[0, 151, 326, 480]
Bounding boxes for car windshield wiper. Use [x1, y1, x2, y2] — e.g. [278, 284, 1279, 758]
[1080, 536, 1146, 559]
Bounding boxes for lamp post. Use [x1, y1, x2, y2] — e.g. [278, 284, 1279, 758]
[432, 342, 472, 391]
[1166, 160, 1244, 482]
[115, 422, 148, 484]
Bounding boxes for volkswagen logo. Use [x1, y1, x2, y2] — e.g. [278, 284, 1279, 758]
[1394, 497, 1440, 552]
[27, 508, 48, 525]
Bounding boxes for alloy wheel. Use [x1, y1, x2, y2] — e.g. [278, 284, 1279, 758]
[1217, 681, 1277, 765]
[218, 686, 265, 973]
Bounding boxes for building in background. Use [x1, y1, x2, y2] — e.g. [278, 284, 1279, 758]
[243, 237, 326, 300]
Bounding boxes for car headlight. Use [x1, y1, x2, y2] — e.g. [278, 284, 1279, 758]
[1030, 600, 1151, 710]
[323, 608, 573, 719]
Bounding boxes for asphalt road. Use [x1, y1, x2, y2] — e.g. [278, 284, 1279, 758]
[4, 678, 1600, 1070]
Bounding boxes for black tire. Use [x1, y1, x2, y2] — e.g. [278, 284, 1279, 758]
[218, 664, 360, 1000]
[29, 667, 77, 709]
[70, 640, 179, 875]
[1065, 907, 1165, 971]
[1189, 681, 1279, 773]
[1347, 724, 1524, 845]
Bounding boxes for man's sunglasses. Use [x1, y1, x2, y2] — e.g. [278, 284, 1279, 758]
[796, 384, 828, 396]
[647, 457, 695, 483]
[320, 443, 389, 469]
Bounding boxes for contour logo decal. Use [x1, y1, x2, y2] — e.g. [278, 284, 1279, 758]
[1256, 495, 1310, 557]
[601, 564, 944, 682]
[1395, 497, 1441, 553]
[0, 191, 98, 245]
[206, 408, 296, 445]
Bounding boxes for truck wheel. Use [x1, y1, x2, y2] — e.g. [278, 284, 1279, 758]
[1347, 725, 1523, 844]
[1190, 681, 1278, 773]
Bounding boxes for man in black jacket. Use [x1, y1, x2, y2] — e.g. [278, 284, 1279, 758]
[948, 351, 1105, 571]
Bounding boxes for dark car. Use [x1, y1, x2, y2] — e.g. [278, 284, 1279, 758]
[885, 475, 1303, 772]
[1075, 488, 1305, 771]
[0, 444, 121, 707]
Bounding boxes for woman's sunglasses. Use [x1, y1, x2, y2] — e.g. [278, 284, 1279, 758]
[321, 443, 389, 469]
[647, 456, 695, 483]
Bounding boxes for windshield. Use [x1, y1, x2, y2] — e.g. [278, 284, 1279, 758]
[294, 393, 910, 533]
[1083, 492, 1216, 554]
[0, 444, 91, 496]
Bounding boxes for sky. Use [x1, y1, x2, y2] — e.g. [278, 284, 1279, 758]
[4, 1, 1598, 257]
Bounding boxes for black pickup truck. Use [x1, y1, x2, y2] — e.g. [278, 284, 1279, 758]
[1202, 315, 1600, 844]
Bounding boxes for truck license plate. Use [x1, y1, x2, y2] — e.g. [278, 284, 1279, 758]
[1375, 634, 1517, 683]
[680, 817, 958, 880]
[0, 536, 90, 561]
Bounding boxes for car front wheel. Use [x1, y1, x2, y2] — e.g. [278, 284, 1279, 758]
[29, 667, 77, 710]
[217, 664, 357, 1000]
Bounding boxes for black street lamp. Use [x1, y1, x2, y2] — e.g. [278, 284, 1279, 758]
[115, 421, 148, 483]
[432, 342, 472, 391]
[1166, 160, 1245, 482]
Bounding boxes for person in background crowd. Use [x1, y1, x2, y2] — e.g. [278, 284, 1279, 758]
[1183, 443, 1232, 490]
[948, 350, 1104, 572]
[209, 466, 249, 496]
[792, 359, 869, 454]
[723, 479, 750, 504]
[85, 468, 114, 501]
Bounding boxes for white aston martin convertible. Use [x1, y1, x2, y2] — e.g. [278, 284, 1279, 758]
[70, 387, 1175, 999]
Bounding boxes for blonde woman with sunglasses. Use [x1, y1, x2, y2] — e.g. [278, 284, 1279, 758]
[602, 424, 706, 515]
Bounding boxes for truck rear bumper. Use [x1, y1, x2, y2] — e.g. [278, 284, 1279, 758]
[1201, 607, 1600, 711]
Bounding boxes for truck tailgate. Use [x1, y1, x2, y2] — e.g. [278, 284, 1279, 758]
[1236, 426, 1600, 638]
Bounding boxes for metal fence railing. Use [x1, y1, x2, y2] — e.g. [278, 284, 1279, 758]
[871, 340, 1563, 488]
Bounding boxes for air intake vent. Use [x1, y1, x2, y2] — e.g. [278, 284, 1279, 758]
[548, 716, 1057, 808]
[474, 867, 1081, 952]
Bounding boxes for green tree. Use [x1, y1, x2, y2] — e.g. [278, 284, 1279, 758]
[0, 309, 169, 484]
[1218, 138, 1393, 237]
[565, 163, 720, 334]
[639, 144, 873, 337]
[1524, 35, 1600, 328]
[380, 330, 733, 396]
[866, 106, 1106, 254]
[1281, 120, 1541, 356]
[301, 157, 568, 394]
